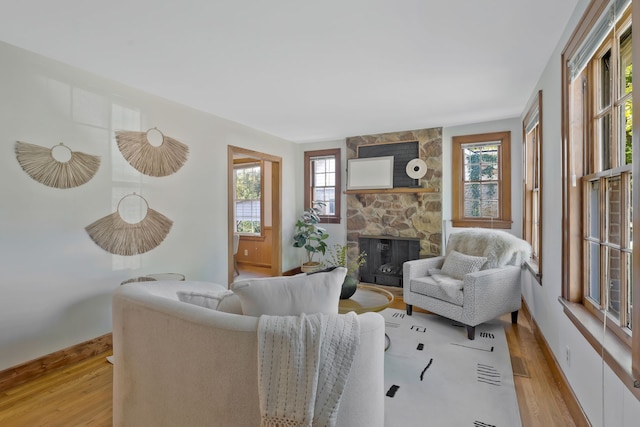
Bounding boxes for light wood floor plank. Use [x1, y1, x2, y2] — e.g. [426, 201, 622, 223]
[0, 353, 113, 426]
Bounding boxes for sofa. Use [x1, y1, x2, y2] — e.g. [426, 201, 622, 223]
[112, 279, 385, 427]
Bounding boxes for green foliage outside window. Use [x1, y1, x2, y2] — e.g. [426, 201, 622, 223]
[234, 165, 261, 234]
[236, 220, 261, 234]
[624, 63, 633, 165]
[235, 167, 261, 199]
[464, 146, 498, 218]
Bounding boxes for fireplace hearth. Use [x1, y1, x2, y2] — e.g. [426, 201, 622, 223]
[359, 236, 420, 287]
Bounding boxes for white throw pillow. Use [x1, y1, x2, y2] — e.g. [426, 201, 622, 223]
[177, 290, 234, 310]
[230, 267, 347, 316]
[441, 250, 487, 280]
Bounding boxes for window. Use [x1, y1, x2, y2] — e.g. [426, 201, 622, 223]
[233, 160, 262, 235]
[304, 149, 341, 224]
[452, 131, 512, 228]
[523, 91, 543, 280]
[583, 14, 633, 332]
[562, 0, 638, 389]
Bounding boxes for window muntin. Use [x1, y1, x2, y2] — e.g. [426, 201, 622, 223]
[452, 131, 511, 229]
[304, 149, 341, 224]
[233, 162, 262, 235]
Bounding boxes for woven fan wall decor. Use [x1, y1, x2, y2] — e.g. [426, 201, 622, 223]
[115, 128, 189, 177]
[85, 193, 173, 256]
[15, 141, 101, 189]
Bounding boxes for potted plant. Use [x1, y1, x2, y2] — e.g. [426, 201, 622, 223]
[323, 243, 367, 299]
[293, 202, 329, 272]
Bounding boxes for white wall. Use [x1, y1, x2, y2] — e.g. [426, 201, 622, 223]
[0, 40, 301, 370]
[519, 0, 640, 425]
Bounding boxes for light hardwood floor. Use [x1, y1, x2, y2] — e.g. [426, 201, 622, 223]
[0, 289, 579, 427]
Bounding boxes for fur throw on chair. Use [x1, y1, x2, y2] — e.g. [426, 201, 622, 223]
[446, 228, 531, 269]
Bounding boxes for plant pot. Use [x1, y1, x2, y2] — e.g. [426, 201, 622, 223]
[340, 276, 358, 299]
[301, 262, 322, 273]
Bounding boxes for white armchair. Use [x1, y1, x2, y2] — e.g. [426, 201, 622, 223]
[403, 228, 531, 339]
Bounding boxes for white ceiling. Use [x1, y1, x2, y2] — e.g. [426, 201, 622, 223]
[0, 0, 579, 143]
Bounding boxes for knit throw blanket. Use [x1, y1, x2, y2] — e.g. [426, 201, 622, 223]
[257, 312, 360, 427]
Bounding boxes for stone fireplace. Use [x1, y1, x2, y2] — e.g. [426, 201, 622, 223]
[345, 127, 442, 284]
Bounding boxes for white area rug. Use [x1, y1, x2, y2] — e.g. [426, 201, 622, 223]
[382, 308, 522, 427]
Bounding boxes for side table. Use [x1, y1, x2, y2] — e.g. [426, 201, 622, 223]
[338, 284, 394, 314]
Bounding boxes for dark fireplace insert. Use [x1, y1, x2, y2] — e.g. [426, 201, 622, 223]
[358, 236, 420, 287]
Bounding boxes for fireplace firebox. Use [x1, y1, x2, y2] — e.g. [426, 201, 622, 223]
[359, 236, 420, 287]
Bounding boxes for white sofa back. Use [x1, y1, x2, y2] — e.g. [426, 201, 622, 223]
[112, 281, 385, 427]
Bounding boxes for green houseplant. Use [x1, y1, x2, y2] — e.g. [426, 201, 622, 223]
[323, 244, 367, 299]
[293, 202, 329, 272]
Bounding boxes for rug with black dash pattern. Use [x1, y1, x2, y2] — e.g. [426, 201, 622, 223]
[382, 308, 521, 427]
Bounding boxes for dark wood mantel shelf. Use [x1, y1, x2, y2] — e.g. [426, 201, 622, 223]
[344, 188, 437, 195]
